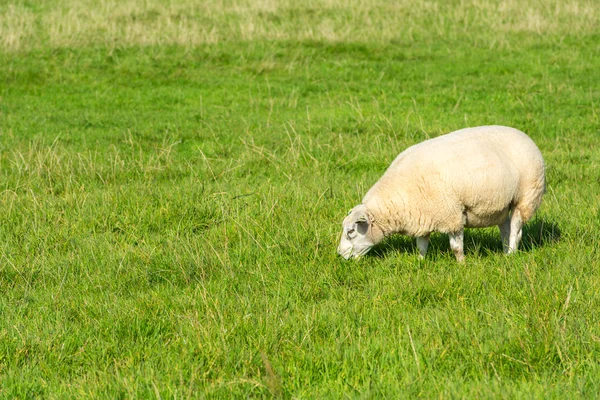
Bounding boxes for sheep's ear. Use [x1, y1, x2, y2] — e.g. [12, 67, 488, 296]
[355, 212, 369, 224]
[357, 209, 376, 224]
[355, 211, 371, 235]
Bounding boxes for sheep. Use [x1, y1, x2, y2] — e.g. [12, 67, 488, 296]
[337, 125, 546, 262]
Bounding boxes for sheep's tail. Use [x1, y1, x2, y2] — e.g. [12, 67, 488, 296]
[516, 171, 546, 223]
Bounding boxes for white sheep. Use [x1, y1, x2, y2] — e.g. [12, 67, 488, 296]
[337, 125, 546, 262]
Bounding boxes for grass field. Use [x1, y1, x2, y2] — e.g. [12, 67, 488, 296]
[1, 0, 599, 397]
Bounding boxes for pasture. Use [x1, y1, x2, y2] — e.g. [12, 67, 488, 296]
[1, 0, 599, 397]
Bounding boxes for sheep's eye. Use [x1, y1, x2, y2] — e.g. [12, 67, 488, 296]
[346, 228, 355, 236]
[347, 210, 352, 215]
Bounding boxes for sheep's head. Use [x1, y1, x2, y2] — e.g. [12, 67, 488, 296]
[337, 204, 378, 260]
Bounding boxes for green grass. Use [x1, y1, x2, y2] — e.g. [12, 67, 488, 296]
[1, 0, 600, 397]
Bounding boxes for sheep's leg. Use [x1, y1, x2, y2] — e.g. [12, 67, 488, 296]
[449, 230, 465, 263]
[498, 216, 511, 254]
[416, 235, 430, 259]
[508, 209, 523, 254]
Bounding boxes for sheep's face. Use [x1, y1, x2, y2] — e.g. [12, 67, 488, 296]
[337, 205, 375, 260]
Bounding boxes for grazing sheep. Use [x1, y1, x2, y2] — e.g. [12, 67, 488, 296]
[337, 125, 545, 262]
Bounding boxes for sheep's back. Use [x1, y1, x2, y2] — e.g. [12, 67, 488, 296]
[365, 126, 544, 233]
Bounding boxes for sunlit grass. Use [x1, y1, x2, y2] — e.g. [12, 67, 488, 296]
[1, 0, 599, 397]
[1, 0, 598, 51]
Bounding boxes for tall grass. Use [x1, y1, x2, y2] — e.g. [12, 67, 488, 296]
[1, 0, 598, 51]
[1, 0, 599, 397]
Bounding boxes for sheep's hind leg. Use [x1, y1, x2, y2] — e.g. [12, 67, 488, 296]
[416, 235, 430, 259]
[508, 209, 523, 254]
[449, 230, 465, 263]
[499, 216, 511, 254]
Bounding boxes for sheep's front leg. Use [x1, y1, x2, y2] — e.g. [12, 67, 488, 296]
[499, 217, 510, 254]
[416, 235, 430, 259]
[508, 209, 523, 254]
[449, 230, 464, 263]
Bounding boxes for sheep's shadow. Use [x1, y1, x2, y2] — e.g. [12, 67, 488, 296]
[370, 217, 561, 259]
